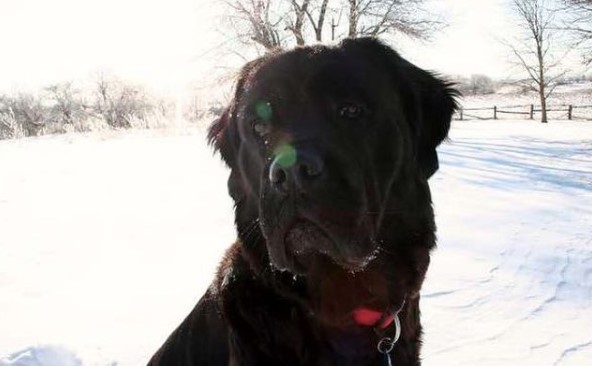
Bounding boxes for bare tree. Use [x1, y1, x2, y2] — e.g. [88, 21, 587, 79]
[286, 0, 330, 43]
[559, 0, 592, 65]
[508, 0, 565, 123]
[226, 0, 284, 51]
[286, 1, 310, 45]
[225, 0, 444, 51]
[346, 0, 443, 39]
[306, 0, 330, 41]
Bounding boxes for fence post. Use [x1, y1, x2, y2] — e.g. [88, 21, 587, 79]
[493, 106, 497, 120]
[568, 105, 573, 120]
[530, 104, 534, 119]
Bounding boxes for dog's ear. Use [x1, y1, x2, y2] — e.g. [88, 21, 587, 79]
[208, 106, 246, 203]
[208, 106, 238, 168]
[207, 81, 246, 204]
[408, 68, 458, 178]
[207, 58, 268, 201]
[207, 58, 263, 167]
[339, 37, 458, 178]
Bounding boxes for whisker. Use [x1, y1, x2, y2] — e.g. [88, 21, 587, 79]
[238, 218, 260, 241]
[376, 246, 397, 256]
[237, 219, 257, 236]
[363, 210, 405, 215]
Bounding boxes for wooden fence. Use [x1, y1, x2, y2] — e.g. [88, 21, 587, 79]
[456, 104, 592, 121]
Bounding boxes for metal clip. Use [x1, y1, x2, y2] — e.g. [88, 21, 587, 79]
[376, 313, 401, 366]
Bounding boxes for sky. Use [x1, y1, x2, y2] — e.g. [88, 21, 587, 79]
[0, 0, 217, 93]
[0, 0, 563, 94]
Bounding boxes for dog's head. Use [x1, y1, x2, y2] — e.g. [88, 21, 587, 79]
[209, 38, 456, 315]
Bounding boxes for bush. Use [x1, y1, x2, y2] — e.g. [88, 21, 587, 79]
[44, 82, 88, 126]
[93, 75, 155, 129]
[0, 76, 190, 141]
[456, 74, 496, 95]
[0, 104, 24, 139]
[0, 93, 46, 138]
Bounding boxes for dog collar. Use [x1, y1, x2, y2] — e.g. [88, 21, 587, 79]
[352, 307, 394, 329]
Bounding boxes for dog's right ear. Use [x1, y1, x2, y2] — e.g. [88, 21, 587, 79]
[207, 106, 238, 168]
[208, 100, 246, 204]
[207, 58, 267, 168]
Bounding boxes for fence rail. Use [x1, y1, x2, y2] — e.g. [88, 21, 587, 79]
[455, 104, 592, 121]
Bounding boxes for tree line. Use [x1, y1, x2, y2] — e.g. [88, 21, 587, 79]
[2, 0, 590, 139]
[0, 76, 175, 140]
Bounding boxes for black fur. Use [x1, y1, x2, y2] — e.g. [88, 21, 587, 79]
[147, 38, 457, 366]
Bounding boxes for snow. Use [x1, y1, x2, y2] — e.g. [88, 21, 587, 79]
[424, 121, 592, 365]
[0, 346, 82, 366]
[0, 120, 591, 365]
[0, 128, 235, 366]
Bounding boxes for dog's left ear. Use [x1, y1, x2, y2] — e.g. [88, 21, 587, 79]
[408, 68, 458, 178]
[340, 37, 458, 178]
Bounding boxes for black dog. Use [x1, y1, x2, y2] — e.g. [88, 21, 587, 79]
[148, 37, 457, 366]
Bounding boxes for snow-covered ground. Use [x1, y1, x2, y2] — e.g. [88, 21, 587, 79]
[0, 120, 591, 365]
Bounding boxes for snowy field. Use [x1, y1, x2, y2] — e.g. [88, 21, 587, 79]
[0, 120, 591, 365]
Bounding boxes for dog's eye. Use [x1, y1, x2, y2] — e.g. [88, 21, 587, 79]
[339, 102, 365, 119]
[253, 120, 272, 137]
[252, 100, 273, 138]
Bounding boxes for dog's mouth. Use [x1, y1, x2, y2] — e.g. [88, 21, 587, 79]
[285, 220, 329, 253]
[275, 218, 378, 274]
[284, 220, 330, 272]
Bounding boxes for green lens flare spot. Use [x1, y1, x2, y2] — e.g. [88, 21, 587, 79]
[255, 101, 273, 121]
[274, 144, 297, 168]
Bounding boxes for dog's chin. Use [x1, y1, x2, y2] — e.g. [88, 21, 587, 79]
[267, 220, 378, 275]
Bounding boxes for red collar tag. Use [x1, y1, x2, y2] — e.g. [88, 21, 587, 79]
[352, 308, 394, 329]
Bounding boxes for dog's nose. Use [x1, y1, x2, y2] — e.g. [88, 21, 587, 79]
[269, 145, 324, 192]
